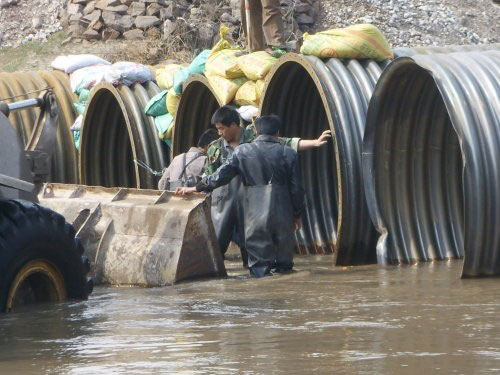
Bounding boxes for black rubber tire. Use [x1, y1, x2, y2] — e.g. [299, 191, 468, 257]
[0, 199, 93, 312]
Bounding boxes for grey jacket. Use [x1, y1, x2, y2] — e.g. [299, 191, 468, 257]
[158, 147, 206, 190]
[196, 135, 305, 217]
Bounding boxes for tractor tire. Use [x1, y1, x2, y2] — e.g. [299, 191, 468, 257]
[0, 199, 93, 313]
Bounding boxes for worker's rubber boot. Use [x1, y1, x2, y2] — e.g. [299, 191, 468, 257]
[249, 265, 272, 278]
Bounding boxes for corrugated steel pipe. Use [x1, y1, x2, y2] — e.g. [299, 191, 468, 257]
[79, 81, 169, 189]
[394, 43, 500, 58]
[0, 70, 78, 183]
[172, 74, 222, 156]
[363, 50, 500, 277]
[260, 53, 390, 265]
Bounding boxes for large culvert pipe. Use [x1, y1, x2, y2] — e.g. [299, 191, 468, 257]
[260, 53, 390, 264]
[0, 71, 78, 183]
[80, 81, 168, 189]
[172, 74, 222, 156]
[363, 50, 500, 277]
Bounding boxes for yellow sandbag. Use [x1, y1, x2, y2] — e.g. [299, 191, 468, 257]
[255, 79, 266, 98]
[235, 81, 261, 107]
[206, 72, 248, 105]
[206, 49, 245, 79]
[300, 24, 394, 61]
[166, 90, 181, 116]
[156, 64, 183, 89]
[210, 25, 233, 56]
[237, 51, 277, 80]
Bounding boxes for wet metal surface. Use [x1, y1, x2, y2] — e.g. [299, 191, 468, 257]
[1, 256, 499, 374]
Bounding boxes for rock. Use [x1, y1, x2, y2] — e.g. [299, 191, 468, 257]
[159, 7, 172, 20]
[146, 3, 162, 17]
[69, 13, 85, 25]
[145, 26, 160, 38]
[296, 13, 314, 25]
[221, 12, 238, 24]
[73, 0, 88, 4]
[68, 23, 86, 36]
[105, 5, 129, 14]
[84, 28, 101, 40]
[0, 0, 10, 8]
[95, 0, 121, 10]
[102, 28, 120, 40]
[83, 1, 96, 15]
[67, 3, 84, 16]
[135, 15, 161, 29]
[128, 2, 146, 17]
[32, 16, 43, 29]
[167, 1, 188, 19]
[120, 0, 133, 5]
[102, 11, 133, 31]
[89, 19, 104, 31]
[198, 23, 215, 48]
[61, 36, 72, 46]
[83, 10, 102, 22]
[123, 28, 143, 39]
[162, 19, 177, 39]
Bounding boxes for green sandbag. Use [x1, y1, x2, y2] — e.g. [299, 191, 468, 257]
[154, 113, 173, 137]
[73, 89, 91, 115]
[173, 49, 211, 94]
[73, 102, 86, 115]
[144, 90, 168, 117]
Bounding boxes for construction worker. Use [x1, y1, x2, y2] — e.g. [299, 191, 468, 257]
[177, 115, 304, 277]
[201, 106, 331, 266]
[158, 129, 218, 190]
[240, 0, 287, 54]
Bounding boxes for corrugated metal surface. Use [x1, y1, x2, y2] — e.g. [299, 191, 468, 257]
[0, 71, 78, 183]
[260, 53, 390, 264]
[363, 50, 500, 277]
[79, 81, 168, 189]
[394, 43, 500, 57]
[172, 74, 221, 156]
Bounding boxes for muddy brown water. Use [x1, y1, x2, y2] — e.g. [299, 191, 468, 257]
[1, 256, 499, 374]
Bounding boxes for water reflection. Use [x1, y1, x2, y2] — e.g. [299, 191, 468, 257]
[1, 256, 499, 374]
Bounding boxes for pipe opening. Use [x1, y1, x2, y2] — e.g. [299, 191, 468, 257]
[81, 88, 136, 188]
[373, 64, 464, 263]
[173, 76, 220, 156]
[261, 61, 338, 254]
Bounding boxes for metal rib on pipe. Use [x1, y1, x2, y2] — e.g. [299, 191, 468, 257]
[79, 81, 168, 189]
[172, 74, 222, 156]
[260, 53, 389, 265]
[0, 70, 78, 183]
[363, 50, 500, 277]
[394, 43, 500, 58]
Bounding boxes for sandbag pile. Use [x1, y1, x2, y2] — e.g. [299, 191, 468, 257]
[51, 54, 154, 149]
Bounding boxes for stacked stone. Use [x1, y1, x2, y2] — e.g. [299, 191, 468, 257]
[59, 0, 319, 47]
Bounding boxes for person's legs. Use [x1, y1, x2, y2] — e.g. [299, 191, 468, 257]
[260, 0, 286, 48]
[241, 0, 267, 51]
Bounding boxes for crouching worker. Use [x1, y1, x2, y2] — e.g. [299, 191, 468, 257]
[158, 129, 219, 190]
[176, 115, 304, 278]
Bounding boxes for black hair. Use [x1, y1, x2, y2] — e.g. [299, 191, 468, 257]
[197, 128, 219, 147]
[255, 114, 281, 135]
[211, 105, 240, 127]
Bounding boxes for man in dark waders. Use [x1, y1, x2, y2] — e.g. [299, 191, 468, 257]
[177, 115, 304, 277]
[203, 106, 331, 268]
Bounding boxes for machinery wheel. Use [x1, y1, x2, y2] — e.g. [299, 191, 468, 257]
[0, 199, 93, 312]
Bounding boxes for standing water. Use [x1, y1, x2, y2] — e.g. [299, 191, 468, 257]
[1, 256, 499, 374]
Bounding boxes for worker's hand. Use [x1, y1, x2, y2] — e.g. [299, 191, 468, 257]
[315, 130, 332, 148]
[294, 217, 302, 231]
[175, 186, 197, 196]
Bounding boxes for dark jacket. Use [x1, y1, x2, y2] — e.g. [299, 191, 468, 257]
[196, 135, 305, 217]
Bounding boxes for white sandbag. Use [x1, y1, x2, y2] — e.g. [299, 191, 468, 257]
[104, 62, 154, 86]
[237, 105, 259, 122]
[51, 54, 111, 74]
[70, 65, 112, 93]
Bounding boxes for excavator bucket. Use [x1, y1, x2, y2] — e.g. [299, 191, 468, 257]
[38, 183, 227, 286]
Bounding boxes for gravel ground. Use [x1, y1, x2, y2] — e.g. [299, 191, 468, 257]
[318, 0, 499, 46]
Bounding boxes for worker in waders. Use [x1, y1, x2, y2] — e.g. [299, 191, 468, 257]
[202, 106, 331, 268]
[177, 115, 304, 277]
[158, 129, 218, 190]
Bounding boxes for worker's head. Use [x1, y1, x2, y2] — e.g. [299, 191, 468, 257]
[255, 115, 281, 137]
[211, 106, 241, 143]
[197, 128, 219, 152]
